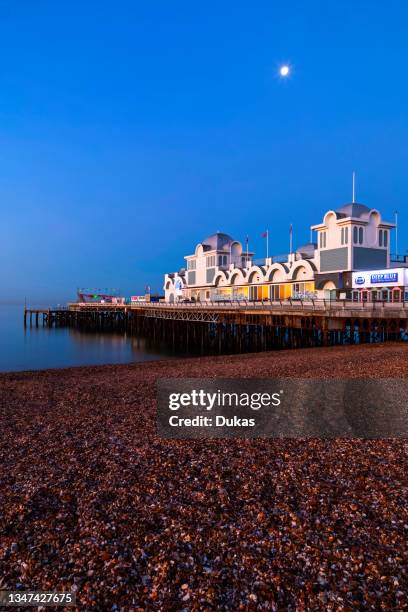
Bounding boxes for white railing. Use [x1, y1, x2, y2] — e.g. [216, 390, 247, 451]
[129, 299, 408, 312]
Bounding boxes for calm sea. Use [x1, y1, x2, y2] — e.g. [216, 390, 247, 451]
[0, 304, 181, 372]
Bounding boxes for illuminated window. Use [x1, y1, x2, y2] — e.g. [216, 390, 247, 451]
[270, 285, 280, 300]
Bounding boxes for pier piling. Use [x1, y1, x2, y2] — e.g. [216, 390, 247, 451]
[23, 301, 408, 355]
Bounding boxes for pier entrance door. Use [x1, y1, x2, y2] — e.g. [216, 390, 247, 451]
[352, 289, 369, 302]
[269, 285, 280, 301]
[380, 289, 390, 302]
[249, 286, 258, 301]
[392, 288, 402, 302]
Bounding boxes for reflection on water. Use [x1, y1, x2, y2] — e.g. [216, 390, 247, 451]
[0, 304, 187, 372]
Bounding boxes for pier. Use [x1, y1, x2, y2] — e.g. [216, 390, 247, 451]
[24, 300, 408, 353]
[24, 308, 72, 327]
[130, 300, 408, 351]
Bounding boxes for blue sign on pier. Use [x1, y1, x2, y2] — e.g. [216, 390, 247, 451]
[370, 272, 399, 284]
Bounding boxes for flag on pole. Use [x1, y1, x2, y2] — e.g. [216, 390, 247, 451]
[261, 230, 269, 259]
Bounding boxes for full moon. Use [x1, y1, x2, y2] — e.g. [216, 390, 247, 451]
[279, 65, 290, 77]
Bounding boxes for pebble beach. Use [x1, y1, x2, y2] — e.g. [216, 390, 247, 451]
[0, 343, 407, 610]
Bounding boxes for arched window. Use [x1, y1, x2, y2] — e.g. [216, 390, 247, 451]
[353, 226, 358, 244]
[384, 230, 388, 247]
[379, 229, 383, 247]
[344, 227, 348, 244]
[341, 228, 344, 245]
[358, 227, 363, 244]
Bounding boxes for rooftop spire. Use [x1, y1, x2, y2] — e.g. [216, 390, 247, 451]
[352, 171, 356, 203]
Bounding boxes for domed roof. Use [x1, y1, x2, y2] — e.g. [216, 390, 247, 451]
[201, 232, 236, 252]
[296, 242, 317, 258]
[335, 203, 371, 219]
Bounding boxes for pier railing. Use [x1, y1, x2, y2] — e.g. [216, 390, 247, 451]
[130, 299, 408, 313]
[68, 299, 408, 314]
[64, 299, 408, 318]
[68, 299, 408, 311]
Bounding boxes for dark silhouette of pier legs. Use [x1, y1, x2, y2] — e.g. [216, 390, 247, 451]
[23, 306, 408, 355]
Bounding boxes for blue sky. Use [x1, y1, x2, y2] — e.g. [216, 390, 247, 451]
[1, 0, 408, 302]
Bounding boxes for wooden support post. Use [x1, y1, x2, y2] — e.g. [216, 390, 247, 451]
[322, 317, 329, 346]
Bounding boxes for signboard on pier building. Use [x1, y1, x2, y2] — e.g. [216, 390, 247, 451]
[352, 268, 408, 289]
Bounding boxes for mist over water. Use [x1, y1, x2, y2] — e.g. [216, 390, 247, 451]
[0, 304, 180, 372]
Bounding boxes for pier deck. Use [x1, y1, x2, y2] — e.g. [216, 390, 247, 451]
[131, 299, 408, 319]
[24, 301, 408, 352]
[68, 299, 408, 319]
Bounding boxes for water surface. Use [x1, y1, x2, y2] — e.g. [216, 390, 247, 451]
[0, 304, 181, 372]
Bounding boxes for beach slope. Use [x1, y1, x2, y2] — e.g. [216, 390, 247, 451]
[0, 344, 407, 609]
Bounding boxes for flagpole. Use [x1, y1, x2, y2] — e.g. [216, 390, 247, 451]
[246, 236, 249, 265]
[266, 229, 269, 259]
[289, 224, 293, 254]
